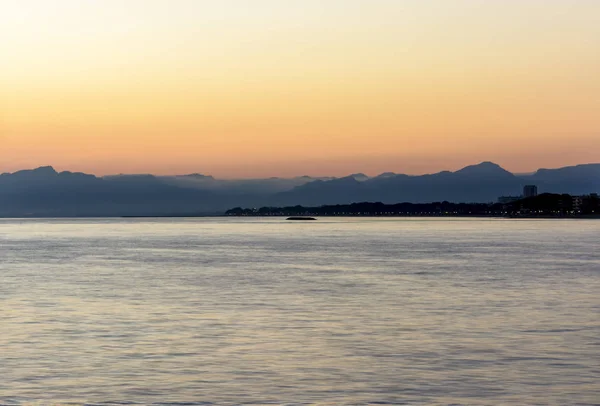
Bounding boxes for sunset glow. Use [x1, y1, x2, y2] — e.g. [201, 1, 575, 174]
[1, 0, 599, 177]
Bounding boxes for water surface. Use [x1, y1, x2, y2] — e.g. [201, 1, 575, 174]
[1, 218, 599, 404]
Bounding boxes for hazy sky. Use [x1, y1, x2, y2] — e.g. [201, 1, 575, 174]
[1, 0, 599, 177]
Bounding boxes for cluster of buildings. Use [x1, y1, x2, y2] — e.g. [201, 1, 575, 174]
[498, 185, 599, 215]
[572, 193, 599, 212]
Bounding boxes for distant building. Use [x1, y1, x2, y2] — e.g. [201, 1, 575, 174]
[573, 193, 599, 213]
[572, 195, 583, 212]
[498, 196, 521, 204]
[523, 185, 538, 198]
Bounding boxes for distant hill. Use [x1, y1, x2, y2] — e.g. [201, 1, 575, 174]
[0, 168, 234, 216]
[274, 162, 528, 205]
[523, 164, 600, 195]
[0, 162, 598, 216]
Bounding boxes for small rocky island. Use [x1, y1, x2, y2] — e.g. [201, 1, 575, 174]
[286, 216, 317, 221]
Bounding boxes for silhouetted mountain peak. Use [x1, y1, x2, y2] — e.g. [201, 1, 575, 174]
[375, 172, 397, 179]
[533, 163, 600, 175]
[349, 173, 370, 181]
[527, 164, 600, 186]
[6, 166, 59, 177]
[455, 161, 512, 177]
[35, 165, 58, 174]
[58, 170, 98, 180]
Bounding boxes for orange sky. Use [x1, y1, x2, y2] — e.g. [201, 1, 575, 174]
[1, 0, 599, 178]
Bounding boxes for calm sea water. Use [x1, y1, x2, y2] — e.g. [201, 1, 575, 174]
[0, 217, 599, 405]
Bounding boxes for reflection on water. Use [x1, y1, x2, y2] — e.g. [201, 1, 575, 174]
[1, 218, 599, 405]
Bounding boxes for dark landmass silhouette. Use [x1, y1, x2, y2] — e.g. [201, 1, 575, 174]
[0, 162, 598, 217]
[227, 193, 600, 218]
[271, 162, 600, 206]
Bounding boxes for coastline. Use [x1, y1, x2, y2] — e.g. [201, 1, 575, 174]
[4, 214, 599, 220]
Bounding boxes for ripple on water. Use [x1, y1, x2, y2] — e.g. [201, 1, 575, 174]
[0, 217, 599, 405]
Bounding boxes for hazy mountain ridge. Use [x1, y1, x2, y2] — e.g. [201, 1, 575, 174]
[273, 162, 525, 206]
[0, 162, 598, 216]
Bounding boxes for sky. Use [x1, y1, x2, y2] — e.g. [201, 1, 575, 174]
[1, 0, 599, 178]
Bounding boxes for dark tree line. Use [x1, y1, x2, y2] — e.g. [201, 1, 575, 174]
[226, 193, 599, 217]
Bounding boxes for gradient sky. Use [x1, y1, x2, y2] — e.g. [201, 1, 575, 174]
[1, 0, 599, 178]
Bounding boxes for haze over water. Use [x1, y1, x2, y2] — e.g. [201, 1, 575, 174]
[1, 217, 599, 405]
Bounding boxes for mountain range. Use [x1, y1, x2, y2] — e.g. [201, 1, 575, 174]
[0, 162, 598, 216]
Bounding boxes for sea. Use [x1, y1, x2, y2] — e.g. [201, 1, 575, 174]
[0, 217, 599, 405]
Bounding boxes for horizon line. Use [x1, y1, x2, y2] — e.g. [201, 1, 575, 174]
[2, 161, 599, 180]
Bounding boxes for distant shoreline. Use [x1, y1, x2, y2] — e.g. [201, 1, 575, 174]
[2, 194, 598, 220]
[225, 195, 599, 219]
[223, 214, 600, 220]
[2, 214, 599, 220]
